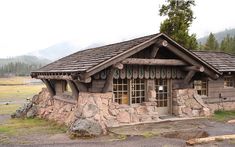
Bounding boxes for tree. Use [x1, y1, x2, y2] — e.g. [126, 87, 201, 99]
[204, 33, 219, 51]
[159, 0, 198, 49]
[220, 35, 235, 54]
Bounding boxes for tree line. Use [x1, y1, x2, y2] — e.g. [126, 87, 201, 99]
[159, 0, 235, 55]
[198, 33, 235, 54]
[0, 62, 43, 77]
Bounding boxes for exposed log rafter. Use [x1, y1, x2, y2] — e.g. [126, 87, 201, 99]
[183, 66, 205, 72]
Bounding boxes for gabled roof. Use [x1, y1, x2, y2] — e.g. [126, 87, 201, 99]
[31, 33, 221, 80]
[193, 51, 235, 72]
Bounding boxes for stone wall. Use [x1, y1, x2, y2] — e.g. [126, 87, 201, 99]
[172, 89, 210, 117]
[32, 88, 159, 135]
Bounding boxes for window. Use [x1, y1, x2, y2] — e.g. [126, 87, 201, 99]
[131, 79, 145, 104]
[113, 79, 145, 105]
[224, 76, 234, 88]
[113, 79, 128, 104]
[194, 80, 208, 96]
[155, 79, 168, 107]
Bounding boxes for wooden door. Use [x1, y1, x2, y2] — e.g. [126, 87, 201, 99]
[155, 79, 171, 116]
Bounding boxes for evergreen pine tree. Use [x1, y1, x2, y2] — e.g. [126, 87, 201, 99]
[204, 33, 219, 51]
[159, 0, 198, 49]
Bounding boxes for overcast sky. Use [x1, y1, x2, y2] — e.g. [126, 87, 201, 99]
[0, 0, 235, 58]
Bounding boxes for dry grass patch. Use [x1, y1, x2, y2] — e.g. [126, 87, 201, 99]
[0, 85, 44, 100]
[0, 77, 30, 85]
[0, 104, 21, 115]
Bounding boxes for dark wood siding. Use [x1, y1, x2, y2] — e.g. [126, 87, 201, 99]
[208, 76, 235, 98]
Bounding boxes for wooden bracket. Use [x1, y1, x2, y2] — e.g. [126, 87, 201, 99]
[42, 79, 55, 97]
[150, 45, 159, 58]
[73, 80, 88, 92]
[184, 70, 196, 83]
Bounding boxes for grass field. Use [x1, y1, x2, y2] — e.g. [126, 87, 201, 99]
[0, 85, 44, 100]
[0, 77, 32, 85]
[0, 76, 45, 114]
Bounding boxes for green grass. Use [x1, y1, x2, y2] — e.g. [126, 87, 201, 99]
[0, 118, 67, 136]
[0, 104, 21, 115]
[213, 110, 235, 122]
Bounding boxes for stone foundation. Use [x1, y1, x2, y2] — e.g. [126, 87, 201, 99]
[32, 88, 159, 135]
[18, 88, 235, 136]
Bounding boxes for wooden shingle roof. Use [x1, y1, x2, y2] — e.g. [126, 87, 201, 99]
[31, 33, 221, 80]
[193, 51, 235, 72]
[33, 34, 158, 73]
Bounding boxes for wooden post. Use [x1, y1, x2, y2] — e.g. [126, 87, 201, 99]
[184, 70, 196, 83]
[67, 80, 79, 99]
[42, 79, 55, 97]
[102, 68, 114, 93]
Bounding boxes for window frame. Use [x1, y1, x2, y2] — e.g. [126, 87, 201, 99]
[193, 80, 208, 96]
[224, 76, 234, 88]
[113, 78, 146, 105]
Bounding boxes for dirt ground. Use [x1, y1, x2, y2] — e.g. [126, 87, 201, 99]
[1, 115, 235, 147]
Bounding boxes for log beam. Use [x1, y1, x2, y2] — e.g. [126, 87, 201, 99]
[183, 66, 205, 72]
[122, 58, 187, 66]
[67, 80, 79, 99]
[37, 75, 73, 80]
[157, 38, 220, 79]
[42, 79, 55, 97]
[102, 68, 115, 93]
[184, 70, 196, 83]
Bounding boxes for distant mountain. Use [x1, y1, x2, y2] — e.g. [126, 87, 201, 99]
[28, 42, 80, 61]
[0, 55, 51, 67]
[0, 55, 51, 76]
[198, 28, 235, 44]
[28, 42, 105, 61]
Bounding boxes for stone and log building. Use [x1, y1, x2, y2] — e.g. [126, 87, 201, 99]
[29, 33, 235, 135]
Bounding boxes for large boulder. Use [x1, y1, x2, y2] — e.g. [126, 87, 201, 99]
[11, 102, 33, 118]
[26, 105, 37, 118]
[70, 119, 102, 136]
